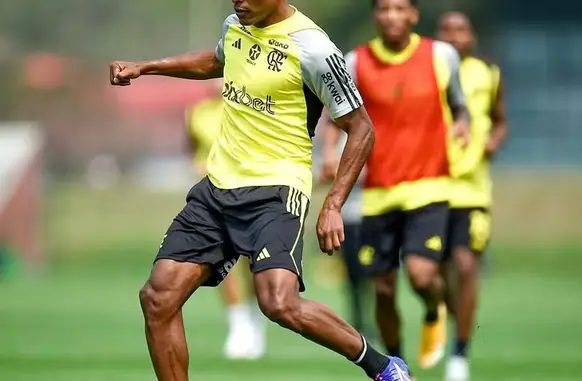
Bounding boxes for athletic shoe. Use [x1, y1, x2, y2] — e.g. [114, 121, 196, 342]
[223, 321, 263, 360]
[375, 356, 412, 381]
[418, 303, 446, 368]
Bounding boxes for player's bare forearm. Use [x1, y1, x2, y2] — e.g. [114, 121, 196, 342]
[489, 115, 507, 150]
[487, 75, 508, 153]
[318, 114, 344, 183]
[321, 117, 342, 159]
[138, 49, 223, 80]
[324, 107, 374, 211]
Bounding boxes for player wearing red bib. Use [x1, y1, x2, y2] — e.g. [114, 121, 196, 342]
[325, 0, 470, 371]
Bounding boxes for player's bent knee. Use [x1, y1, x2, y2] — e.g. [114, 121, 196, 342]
[254, 268, 303, 330]
[406, 259, 439, 293]
[373, 276, 397, 301]
[408, 272, 437, 293]
[454, 248, 479, 282]
[257, 290, 301, 328]
[139, 282, 175, 324]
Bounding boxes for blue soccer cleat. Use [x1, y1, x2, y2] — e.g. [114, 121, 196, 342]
[375, 356, 412, 381]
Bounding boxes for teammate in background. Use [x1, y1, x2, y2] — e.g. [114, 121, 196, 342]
[109, 1, 411, 380]
[320, 122, 376, 339]
[437, 12, 508, 381]
[184, 79, 266, 360]
[327, 0, 470, 370]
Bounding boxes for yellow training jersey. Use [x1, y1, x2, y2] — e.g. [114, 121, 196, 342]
[185, 97, 223, 167]
[208, 8, 362, 198]
[448, 56, 500, 208]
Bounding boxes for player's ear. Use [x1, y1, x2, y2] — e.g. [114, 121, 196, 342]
[410, 8, 419, 26]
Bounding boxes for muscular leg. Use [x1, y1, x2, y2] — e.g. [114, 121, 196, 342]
[406, 256, 444, 316]
[139, 259, 211, 381]
[406, 255, 446, 369]
[452, 247, 480, 356]
[253, 268, 391, 379]
[342, 223, 366, 332]
[373, 271, 402, 357]
[219, 264, 251, 332]
[219, 263, 261, 359]
[219, 269, 243, 306]
[441, 259, 457, 317]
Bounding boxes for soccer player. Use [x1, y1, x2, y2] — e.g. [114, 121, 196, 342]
[109, 1, 411, 380]
[327, 0, 470, 370]
[320, 122, 376, 338]
[184, 80, 266, 360]
[437, 11, 508, 381]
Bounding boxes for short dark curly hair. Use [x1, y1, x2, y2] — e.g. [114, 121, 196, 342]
[372, 0, 417, 8]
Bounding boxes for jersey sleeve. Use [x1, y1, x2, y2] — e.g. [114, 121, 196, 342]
[290, 29, 363, 120]
[434, 41, 466, 111]
[215, 14, 239, 63]
[344, 50, 358, 85]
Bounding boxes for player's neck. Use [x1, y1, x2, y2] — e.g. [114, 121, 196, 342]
[382, 34, 412, 53]
[254, 4, 295, 28]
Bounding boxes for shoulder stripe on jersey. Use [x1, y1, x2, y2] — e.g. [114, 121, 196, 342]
[325, 54, 361, 110]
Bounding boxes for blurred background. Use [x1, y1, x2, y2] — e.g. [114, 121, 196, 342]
[1, 0, 581, 380]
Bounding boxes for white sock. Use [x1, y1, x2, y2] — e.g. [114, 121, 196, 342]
[227, 303, 251, 331]
[246, 299, 266, 330]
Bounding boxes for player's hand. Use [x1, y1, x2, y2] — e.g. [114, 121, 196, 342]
[484, 137, 500, 158]
[452, 119, 470, 148]
[316, 205, 344, 255]
[109, 61, 141, 86]
[318, 154, 339, 183]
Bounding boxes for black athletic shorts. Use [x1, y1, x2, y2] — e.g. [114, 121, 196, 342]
[341, 222, 366, 284]
[360, 202, 449, 274]
[445, 207, 491, 257]
[155, 177, 309, 291]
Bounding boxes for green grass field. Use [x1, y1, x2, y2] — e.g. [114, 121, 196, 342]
[1, 183, 582, 380]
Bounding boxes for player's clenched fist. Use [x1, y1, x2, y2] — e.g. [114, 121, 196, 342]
[451, 119, 471, 148]
[316, 205, 345, 256]
[109, 61, 141, 86]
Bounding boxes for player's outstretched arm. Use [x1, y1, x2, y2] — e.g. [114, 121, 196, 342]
[109, 14, 239, 86]
[109, 50, 223, 86]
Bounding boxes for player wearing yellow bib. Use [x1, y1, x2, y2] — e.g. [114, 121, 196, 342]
[437, 12, 508, 381]
[184, 80, 266, 360]
[109, 1, 412, 380]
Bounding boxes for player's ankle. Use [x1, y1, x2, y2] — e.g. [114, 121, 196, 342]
[386, 342, 402, 358]
[452, 339, 469, 357]
[424, 309, 439, 323]
[352, 336, 390, 378]
[227, 303, 252, 328]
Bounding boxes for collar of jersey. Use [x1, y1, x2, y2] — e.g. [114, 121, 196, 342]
[246, 5, 299, 35]
[369, 33, 421, 65]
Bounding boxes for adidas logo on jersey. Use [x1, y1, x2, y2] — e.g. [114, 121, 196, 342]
[256, 248, 271, 262]
[232, 38, 242, 49]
